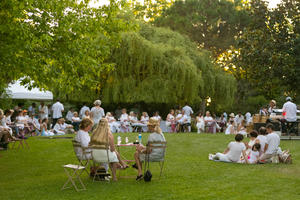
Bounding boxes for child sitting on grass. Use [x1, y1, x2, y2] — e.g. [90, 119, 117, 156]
[209, 134, 246, 163]
[245, 143, 261, 164]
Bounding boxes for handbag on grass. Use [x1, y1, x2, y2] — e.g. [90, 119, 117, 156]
[144, 151, 152, 182]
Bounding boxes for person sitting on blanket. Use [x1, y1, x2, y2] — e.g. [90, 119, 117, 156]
[209, 134, 246, 163]
[258, 123, 280, 163]
[133, 117, 166, 181]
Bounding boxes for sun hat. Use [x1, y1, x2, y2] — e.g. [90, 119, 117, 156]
[271, 100, 276, 105]
[147, 117, 160, 126]
[229, 113, 235, 118]
[94, 99, 101, 106]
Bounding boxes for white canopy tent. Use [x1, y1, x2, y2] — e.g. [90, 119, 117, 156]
[5, 80, 53, 100]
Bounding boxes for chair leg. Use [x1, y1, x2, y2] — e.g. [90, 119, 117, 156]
[159, 161, 164, 178]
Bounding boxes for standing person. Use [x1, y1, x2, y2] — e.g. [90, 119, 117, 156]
[182, 103, 193, 132]
[196, 113, 205, 134]
[51, 99, 64, 128]
[79, 103, 90, 118]
[39, 102, 48, 120]
[204, 111, 215, 133]
[258, 124, 280, 163]
[90, 100, 105, 127]
[166, 109, 176, 133]
[245, 112, 252, 126]
[281, 97, 298, 135]
[28, 103, 36, 116]
[234, 112, 244, 128]
[119, 108, 129, 132]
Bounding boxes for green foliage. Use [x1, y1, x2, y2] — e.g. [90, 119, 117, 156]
[154, 0, 251, 55]
[0, 0, 134, 99]
[101, 24, 236, 106]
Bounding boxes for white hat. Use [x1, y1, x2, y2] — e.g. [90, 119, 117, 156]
[286, 97, 292, 101]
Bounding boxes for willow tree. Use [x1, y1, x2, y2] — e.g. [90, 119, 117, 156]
[102, 24, 236, 109]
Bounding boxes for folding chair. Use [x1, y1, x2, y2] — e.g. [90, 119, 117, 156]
[10, 139, 29, 150]
[72, 140, 92, 175]
[61, 164, 86, 192]
[143, 141, 167, 178]
[90, 143, 111, 182]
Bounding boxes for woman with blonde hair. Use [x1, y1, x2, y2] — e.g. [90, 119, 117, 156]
[133, 117, 166, 181]
[90, 118, 128, 181]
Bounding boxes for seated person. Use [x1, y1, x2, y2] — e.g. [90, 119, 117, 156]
[105, 112, 120, 133]
[245, 130, 258, 155]
[133, 118, 166, 181]
[258, 123, 280, 163]
[237, 120, 247, 136]
[209, 134, 246, 163]
[54, 118, 74, 135]
[257, 127, 268, 155]
[72, 112, 81, 131]
[152, 111, 161, 122]
[225, 120, 235, 135]
[244, 143, 261, 164]
[74, 118, 94, 160]
[177, 110, 190, 132]
[129, 112, 147, 132]
[89, 119, 128, 181]
[1, 110, 13, 136]
[41, 118, 55, 136]
[82, 110, 90, 119]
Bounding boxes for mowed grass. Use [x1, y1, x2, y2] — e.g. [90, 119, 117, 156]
[0, 133, 300, 200]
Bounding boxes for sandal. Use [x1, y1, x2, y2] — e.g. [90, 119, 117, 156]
[132, 163, 138, 170]
[136, 175, 143, 181]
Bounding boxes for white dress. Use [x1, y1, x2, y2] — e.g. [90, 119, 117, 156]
[196, 116, 205, 133]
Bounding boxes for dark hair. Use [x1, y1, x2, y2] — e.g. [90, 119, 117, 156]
[259, 127, 267, 135]
[42, 118, 48, 123]
[252, 143, 261, 151]
[266, 123, 274, 130]
[250, 130, 258, 138]
[235, 134, 244, 142]
[4, 109, 11, 115]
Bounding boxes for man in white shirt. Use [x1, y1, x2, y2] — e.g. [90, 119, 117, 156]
[282, 97, 298, 135]
[28, 103, 36, 115]
[51, 99, 64, 128]
[79, 103, 90, 118]
[209, 134, 246, 163]
[234, 112, 244, 127]
[182, 103, 194, 117]
[259, 124, 280, 163]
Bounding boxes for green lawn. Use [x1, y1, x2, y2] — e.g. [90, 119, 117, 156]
[0, 133, 300, 200]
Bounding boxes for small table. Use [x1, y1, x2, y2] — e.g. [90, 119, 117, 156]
[61, 164, 86, 192]
[116, 143, 138, 163]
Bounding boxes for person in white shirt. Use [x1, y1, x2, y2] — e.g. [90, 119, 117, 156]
[90, 100, 105, 126]
[53, 118, 66, 135]
[105, 112, 120, 133]
[196, 113, 205, 134]
[152, 111, 161, 122]
[82, 110, 90, 119]
[259, 124, 280, 163]
[66, 109, 74, 122]
[257, 127, 268, 155]
[177, 110, 190, 132]
[38, 102, 48, 120]
[51, 99, 64, 128]
[129, 112, 147, 132]
[74, 118, 94, 160]
[119, 109, 129, 132]
[268, 100, 276, 114]
[182, 103, 194, 117]
[79, 104, 90, 118]
[72, 112, 81, 131]
[140, 112, 149, 132]
[166, 109, 176, 133]
[225, 120, 235, 135]
[209, 134, 246, 163]
[245, 112, 252, 126]
[245, 143, 261, 164]
[234, 112, 244, 127]
[204, 111, 216, 133]
[281, 97, 298, 135]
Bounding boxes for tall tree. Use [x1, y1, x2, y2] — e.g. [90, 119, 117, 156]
[0, 0, 133, 99]
[154, 0, 251, 56]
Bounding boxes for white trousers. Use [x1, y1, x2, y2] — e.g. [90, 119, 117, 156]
[213, 153, 231, 162]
